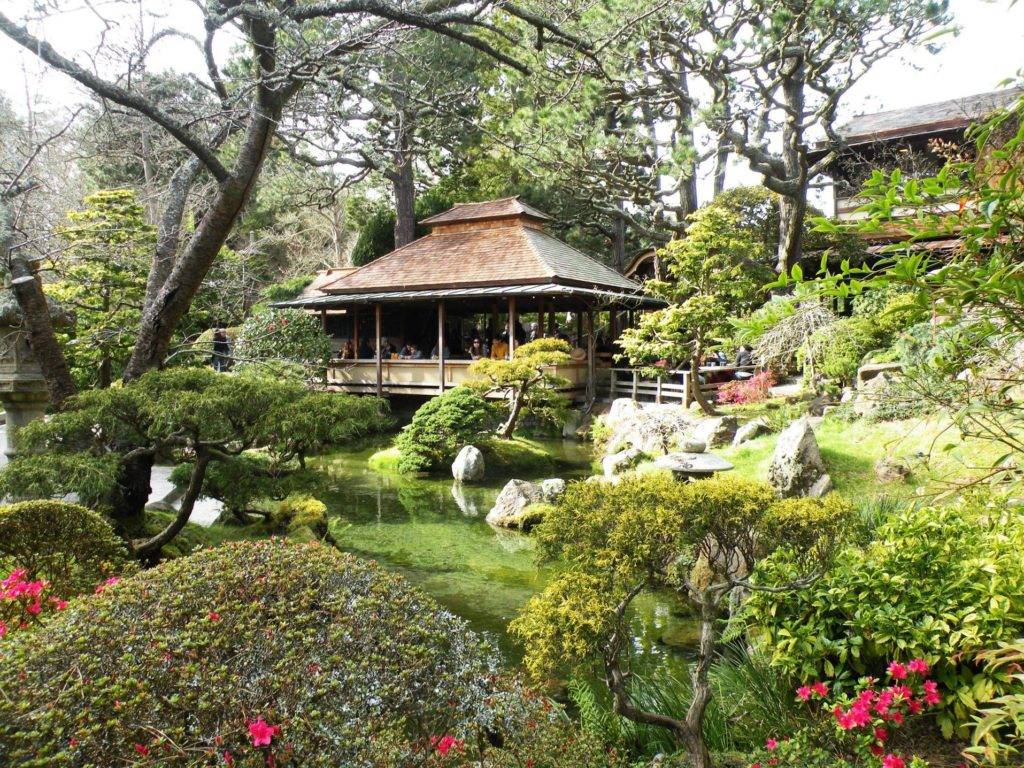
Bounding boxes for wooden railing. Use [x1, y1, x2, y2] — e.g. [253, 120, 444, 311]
[608, 366, 757, 406]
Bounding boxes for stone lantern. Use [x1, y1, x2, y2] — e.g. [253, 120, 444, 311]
[0, 286, 71, 458]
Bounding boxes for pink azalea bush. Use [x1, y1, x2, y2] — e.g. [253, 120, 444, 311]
[0, 568, 68, 639]
[746, 659, 942, 768]
[718, 370, 777, 405]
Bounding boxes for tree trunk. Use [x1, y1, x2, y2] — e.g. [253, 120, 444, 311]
[776, 55, 808, 275]
[683, 596, 719, 768]
[499, 387, 525, 439]
[109, 453, 155, 523]
[134, 451, 210, 559]
[2, 200, 77, 409]
[392, 139, 416, 249]
[776, 192, 807, 276]
[123, 105, 280, 380]
[690, 354, 716, 416]
[675, 62, 699, 217]
[612, 204, 627, 272]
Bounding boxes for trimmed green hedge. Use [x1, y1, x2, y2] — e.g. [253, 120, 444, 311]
[0, 500, 129, 597]
[0, 539, 502, 766]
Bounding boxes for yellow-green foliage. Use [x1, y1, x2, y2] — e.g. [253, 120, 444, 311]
[513, 474, 848, 681]
[519, 502, 555, 531]
[273, 494, 329, 535]
[0, 500, 130, 596]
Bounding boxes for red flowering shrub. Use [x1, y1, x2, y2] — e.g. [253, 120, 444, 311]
[717, 370, 777, 404]
[745, 660, 940, 768]
[0, 540, 510, 767]
[0, 569, 69, 640]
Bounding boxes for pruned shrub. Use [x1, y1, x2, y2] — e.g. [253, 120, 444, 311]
[270, 494, 330, 540]
[395, 387, 499, 473]
[0, 501, 129, 597]
[0, 539, 503, 766]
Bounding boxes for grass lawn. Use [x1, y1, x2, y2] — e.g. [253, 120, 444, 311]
[718, 413, 1004, 502]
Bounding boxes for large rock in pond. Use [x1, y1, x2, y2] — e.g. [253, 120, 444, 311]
[768, 416, 832, 498]
[452, 445, 485, 482]
[689, 415, 738, 449]
[486, 479, 543, 529]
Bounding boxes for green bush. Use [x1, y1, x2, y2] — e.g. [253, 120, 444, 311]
[0, 539, 503, 766]
[261, 275, 314, 303]
[234, 308, 332, 376]
[395, 387, 498, 473]
[0, 501, 129, 597]
[807, 316, 884, 383]
[747, 495, 1024, 739]
[271, 494, 330, 538]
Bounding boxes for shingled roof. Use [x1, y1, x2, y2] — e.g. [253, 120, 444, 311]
[321, 199, 641, 295]
[418, 196, 552, 226]
[835, 87, 1023, 146]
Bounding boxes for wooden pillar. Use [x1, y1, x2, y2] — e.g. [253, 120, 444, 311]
[507, 296, 517, 357]
[575, 312, 583, 348]
[547, 307, 556, 336]
[353, 306, 360, 358]
[437, 300, 446, 395]
[374, 303, 383, 397]
[320, 309, 327, 332]
[586, 308, 596, 402]
[537, 297, 545, 340]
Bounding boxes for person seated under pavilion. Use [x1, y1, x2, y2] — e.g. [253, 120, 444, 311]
[490, 331, 510, 359]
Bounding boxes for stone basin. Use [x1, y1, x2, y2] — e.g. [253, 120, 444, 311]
[651, 451, 733, 479]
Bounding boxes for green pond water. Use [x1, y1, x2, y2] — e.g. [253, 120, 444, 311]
[311, 439, 698, 668]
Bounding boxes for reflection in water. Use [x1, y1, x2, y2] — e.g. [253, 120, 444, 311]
[312, 439, 696, 667]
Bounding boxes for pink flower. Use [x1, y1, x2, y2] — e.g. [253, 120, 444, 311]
[889, 711, 905, 726]
[25, 599, 42, 616]
[887, 662, 908, 680]
[50, 597, 68, 610]
[874, 726, 889, 743]
[208, 611, 221, 622]
[766, 738, 778, 751]
[134, 743, 150, 756]
[811, 681, 829, 697]
[223, 750, 234, 766]
[882, 754, 906, 768]
[923, 680, 941, 706]
[431, 734, 464, 757]
[1, 569, 27, 589]
[796, 685, 812, 701]
[908, 658, 930, 675]
[0, 620, 7, 638]
[751, 764, 762, 768]
[247, 718, 281, 747]
[907, 699, 923, 715]
[95, 577, 120, 594]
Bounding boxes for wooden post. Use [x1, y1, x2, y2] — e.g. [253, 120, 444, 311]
[537, 297, 545, 340]
[656, 377, 663, 404]
[547, 307, 556, 336]
[575, 312, 583, 348]
[682, 370, 691, 408]
[353, 306, 360, 359]
[610, 368, 618, 399]
[374, 303, 383, 398]
[320, 309, 327, 332]
[507, 296, 517, 357]
[586, 308, 596, 402]
[437, 300, 446, 395]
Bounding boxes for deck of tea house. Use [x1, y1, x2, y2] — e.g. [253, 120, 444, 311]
[276, 197, 667, 401]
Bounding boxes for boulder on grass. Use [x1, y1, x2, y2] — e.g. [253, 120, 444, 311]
[603, 447, 643, 478]
[540, 478, 567, 503]
[768, 416, 832, 498]
[451, 445, 486, 482]
[732, 418, 768, 447]
[690, 415, 738, 449]
[486, 479, 543, 529]
[875, 457, 911, 483]
[853, 371, 898, 420]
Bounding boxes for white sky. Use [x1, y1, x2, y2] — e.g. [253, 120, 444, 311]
[1, 0, 1022, 198]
